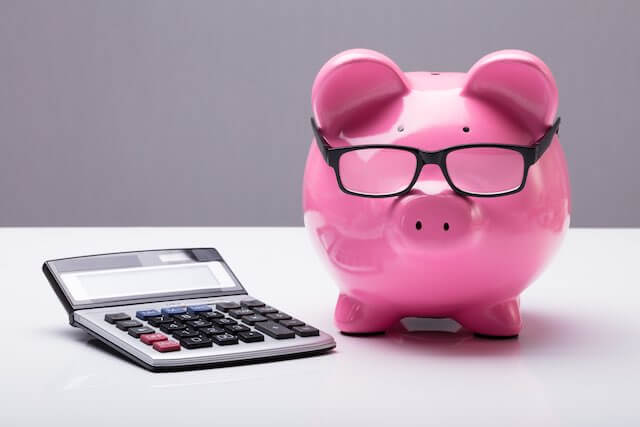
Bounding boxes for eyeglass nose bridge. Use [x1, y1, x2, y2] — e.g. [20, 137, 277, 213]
[419, 150, 444, 165]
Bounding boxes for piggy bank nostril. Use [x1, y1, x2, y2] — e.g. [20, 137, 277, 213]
[415, 221, 422, 231]
[443, 222, 450, 231]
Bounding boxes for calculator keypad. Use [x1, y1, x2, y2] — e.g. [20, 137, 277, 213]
[103, 300, 318, 353]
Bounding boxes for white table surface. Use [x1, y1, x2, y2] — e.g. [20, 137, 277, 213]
[1, 227, 638, 426]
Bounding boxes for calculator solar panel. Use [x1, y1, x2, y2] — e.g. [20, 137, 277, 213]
[43, 248, 335, 371]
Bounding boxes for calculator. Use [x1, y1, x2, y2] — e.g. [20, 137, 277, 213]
[43, 248, 335, 371]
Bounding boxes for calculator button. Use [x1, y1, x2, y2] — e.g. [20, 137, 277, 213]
[187, 304, 213, 313]
[135, 309, 161, 320]
[216, 302, 241, 312]
[253, 306, 278, 315]
[172, 328, 200, 339]
[153, 340, 181, 352]
[241, 314, 269, 325]
[213, 318, 237, 327]
[199, 326, 226, 336]
[116, 320, 143, 331]
[225, 324, 250, 334]
[147, 315, 174, 326]
[228, 308, 254, 319]
[266, 312, 292, 321]
[160, 322, 186, 333]
[240, 299, 265, 308]
[104, 313, 130, 324]
[212, 333, 239, 346]
[200, 311, 224, 320]
[140, 333, 168, 345]
[173, 313, 199, 322]
[180, 335, 213, 349]
[128, 326, 155, 338]
[237, 331, 265, 343]
[161, 306, 187, 315]
[280, 319, 305, 328]
[187, 319, 212, 329]
[293, 325, 320, 337]
[254, 321, 295, 339]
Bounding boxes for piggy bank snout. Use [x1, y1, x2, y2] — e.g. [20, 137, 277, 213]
[391, 192, 475, 249]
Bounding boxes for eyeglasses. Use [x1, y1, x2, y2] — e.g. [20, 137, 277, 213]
[310, 117, 560, 198]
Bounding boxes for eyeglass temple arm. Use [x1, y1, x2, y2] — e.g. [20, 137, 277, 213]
[310, 117, 332, 164]
[534, 117, 561, 162]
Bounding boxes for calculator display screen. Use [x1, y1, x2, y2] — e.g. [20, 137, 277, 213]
[58, 261, 238, 305]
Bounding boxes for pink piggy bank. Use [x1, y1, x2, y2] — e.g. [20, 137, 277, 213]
[303, 49, 570, 337]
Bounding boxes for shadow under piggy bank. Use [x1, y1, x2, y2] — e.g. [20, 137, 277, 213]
[342, 310, 594, 358]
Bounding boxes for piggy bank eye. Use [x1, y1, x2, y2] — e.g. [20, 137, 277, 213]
[462, 127, 470, 133]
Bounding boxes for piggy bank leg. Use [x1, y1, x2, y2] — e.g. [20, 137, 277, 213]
[334, 294, 398, 334]
[454, 298, 521, 338]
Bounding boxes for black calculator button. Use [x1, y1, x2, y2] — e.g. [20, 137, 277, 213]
[212, 333, 239, 346]
[237, 331, 265, 343]
[293, 325, 320, 337]
[199, 326, 226, 336]
[128, 326, 155, 338]
[266, 312, 292, 321]
[160, 322, 187, 333]
[172, 328, 200, 339]
[254, 321, 295, 339]
[228, 308, 254, 319]
[280, 319, 305, 328]
[216, 302, 241, 312]
[200, 311, 225, 320]
[253, 306, 278, 315]
[187, 319, 212, 328]
[225, 324, 250, 334]
[180, 335, 213, 349]
[116, 320, 143, 331]
[240, 299, 265, 308]
[147, 315, 174, 326]
[104, 313, 130, 324]
[241, 314, 269, 325]
[173, 313, 199, 322]
[213, 318, 237, 327]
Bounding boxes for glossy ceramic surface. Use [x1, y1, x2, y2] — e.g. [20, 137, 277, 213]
[303, 49, 570, 336]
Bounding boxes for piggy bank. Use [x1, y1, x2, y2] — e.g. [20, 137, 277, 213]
[302, 49, 570, 337]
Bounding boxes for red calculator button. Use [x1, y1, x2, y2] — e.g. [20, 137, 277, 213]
[153, 340, 181, 352]
[141, 333, 168, 345]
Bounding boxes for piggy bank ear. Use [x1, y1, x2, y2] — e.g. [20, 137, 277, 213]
[462, 50, 558, 137]
[311, 49, 410, 136]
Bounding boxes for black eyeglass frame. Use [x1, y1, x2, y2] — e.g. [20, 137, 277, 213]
[310, 117, 561, 198]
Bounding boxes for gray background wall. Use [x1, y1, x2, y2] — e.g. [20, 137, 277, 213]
[0, 0, 638, 227]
